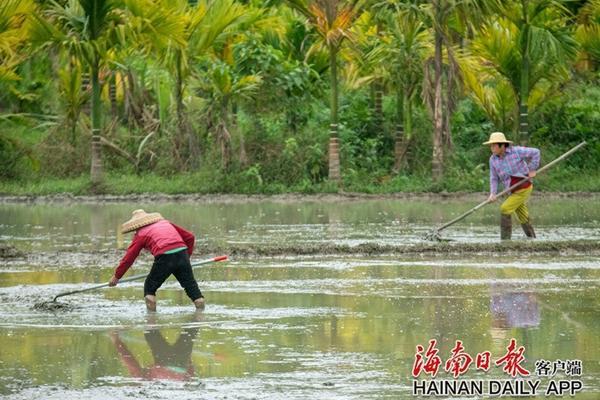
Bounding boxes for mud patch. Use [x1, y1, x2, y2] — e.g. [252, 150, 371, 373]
[32, 301, 76, 312]
[2, 240, 599, 271]
[0, 242, 23, 258]
[205, 239, 600, 257]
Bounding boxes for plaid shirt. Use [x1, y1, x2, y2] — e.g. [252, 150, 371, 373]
[489, 145, 540, 194]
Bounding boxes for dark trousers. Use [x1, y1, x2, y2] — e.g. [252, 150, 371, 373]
[145, 326, 199, 367]
[144, 250, 203, 301]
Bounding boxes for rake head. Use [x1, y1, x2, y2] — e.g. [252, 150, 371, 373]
[423, 229, 443, 242]
[33, 300, 72, 312]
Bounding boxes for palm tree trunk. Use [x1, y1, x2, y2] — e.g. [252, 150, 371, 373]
[175, 51, 200, 169]
[373, 79, 384, 137]
[82, 72, 91, 115]
[218, 103, 232, 170]
[232, 102, 247, 167]
[239, 133, 248, 167]
[394, 89, 414, 174]
[443, 61, 454, 150]
[90, 59, 103, 189]
[328, 46, 341, 182]
[432, 28, 444, 182]
[155, 75, 166, 132]
[519, 0, 530, 144]
[67, 60, 80, 146]
[405, 93, 413, 158]
[121, 71, 130, 126]
[373, 21, 384, 138]
[109, 74, 118, 119]
[174, 52, 186, 161]
[393, 90, 404, 173]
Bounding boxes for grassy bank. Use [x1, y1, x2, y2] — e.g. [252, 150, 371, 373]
[1, 167, 599, 196]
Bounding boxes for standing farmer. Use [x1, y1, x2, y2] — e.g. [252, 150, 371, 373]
[109, 209, 205, 311]
[484, 132, 540, 240]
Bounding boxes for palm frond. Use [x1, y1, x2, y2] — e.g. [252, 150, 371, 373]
[192, 0, 248, 55]
[288, 0, 363, 50]
[576, 0, 600, 62]
[79, 0, 113, 40]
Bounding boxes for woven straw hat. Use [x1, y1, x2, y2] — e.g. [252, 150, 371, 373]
[121, 209, 163, 234]
[483, 131, 513, 145]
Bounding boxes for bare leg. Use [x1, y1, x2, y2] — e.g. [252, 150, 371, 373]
[194, 297, 205, 310]
[145, 294, 157, 312]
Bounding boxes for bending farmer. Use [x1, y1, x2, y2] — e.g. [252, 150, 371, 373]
[484, 132, 540, 240]
[109, 209, 205, 311]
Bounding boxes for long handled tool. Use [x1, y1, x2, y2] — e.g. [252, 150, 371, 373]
[425, 141, 587, 241]
[50, 255, 228, 303]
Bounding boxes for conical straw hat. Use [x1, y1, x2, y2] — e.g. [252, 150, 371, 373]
[483, 131, 513, 145]
[121, 209, 163, 234]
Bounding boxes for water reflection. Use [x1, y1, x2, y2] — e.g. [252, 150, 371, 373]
[110, 314, 202, 381]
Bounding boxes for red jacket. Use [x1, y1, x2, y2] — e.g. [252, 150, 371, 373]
[115, 220, 195, 279]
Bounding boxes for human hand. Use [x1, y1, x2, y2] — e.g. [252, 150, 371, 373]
[108, 275, 119, 287]
[528, 171, 537, 178]
[488, 193, 497, 202]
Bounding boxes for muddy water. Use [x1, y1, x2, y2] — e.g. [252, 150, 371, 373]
[1, 199, 599, 399]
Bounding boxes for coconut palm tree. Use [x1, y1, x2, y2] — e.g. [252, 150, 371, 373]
[31, 0, 182, 190]
[31, 0, 116, 189]
[499, 0, 578, 141]
[156, 0, 251, 169]
[465, 1, 578, 138]
[438, 0, 498, 180]
[378, 7, 430, 173]
[400, 0, 500, 181]
[344, 10, 388, 142]
[192, 61, 262, 170]
[56, 57, 89, 145]
[286, 0, 365, 183]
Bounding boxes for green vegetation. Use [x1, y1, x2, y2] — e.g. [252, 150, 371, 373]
[0, 0, 599, 195]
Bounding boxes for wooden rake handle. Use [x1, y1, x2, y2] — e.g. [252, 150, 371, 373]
[433, 141, 587, 234]
[52, 255, 228, 302]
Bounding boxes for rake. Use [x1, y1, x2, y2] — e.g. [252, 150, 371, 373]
[425, 141, 587, 241]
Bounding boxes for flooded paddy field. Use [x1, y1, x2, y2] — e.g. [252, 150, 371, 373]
[1, 197, 599, 399]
